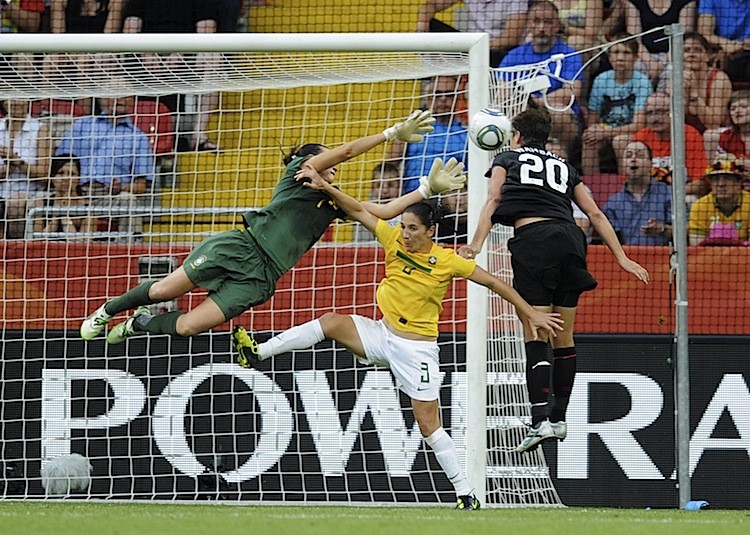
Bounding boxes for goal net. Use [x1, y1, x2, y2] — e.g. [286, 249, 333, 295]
[0, 33, 559, 506]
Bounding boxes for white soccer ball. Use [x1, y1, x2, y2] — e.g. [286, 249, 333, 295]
[469, 108, 512, 151]
[41, 453, 92, 495]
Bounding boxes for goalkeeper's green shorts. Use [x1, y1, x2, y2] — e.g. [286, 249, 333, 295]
[183, 228, 282, 320]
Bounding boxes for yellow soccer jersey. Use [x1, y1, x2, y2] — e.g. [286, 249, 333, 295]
[375, 219, 476, 337]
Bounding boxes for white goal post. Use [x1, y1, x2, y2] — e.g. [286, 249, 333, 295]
[0, 32, 560, 506]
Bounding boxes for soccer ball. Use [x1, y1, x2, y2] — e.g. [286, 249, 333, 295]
[469, 108, 512, 151]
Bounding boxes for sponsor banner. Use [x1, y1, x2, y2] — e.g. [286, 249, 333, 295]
[1, 333, 748, 507]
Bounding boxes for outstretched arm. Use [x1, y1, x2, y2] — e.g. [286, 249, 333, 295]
[573, 183, 650, 284]
[304, 110, 435, 173]
[363, 157, 466, 220]
[468, 265, 564, 340]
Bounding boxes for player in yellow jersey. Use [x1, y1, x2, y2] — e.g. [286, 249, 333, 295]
[233, 162, 564, 511]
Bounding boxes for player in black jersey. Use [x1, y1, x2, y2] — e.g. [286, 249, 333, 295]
[460, 108, 650, 453]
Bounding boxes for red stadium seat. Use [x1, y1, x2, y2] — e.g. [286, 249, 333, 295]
[132, 99, 176, 155]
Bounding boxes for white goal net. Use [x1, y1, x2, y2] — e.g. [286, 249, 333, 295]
[0, 33, 560, 506]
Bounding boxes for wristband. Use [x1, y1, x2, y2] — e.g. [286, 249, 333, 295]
[417, 178, 430, 199]
[382, 126, 397, 142]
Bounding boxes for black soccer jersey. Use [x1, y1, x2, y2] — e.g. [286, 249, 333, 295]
[488, 144, 581, 227]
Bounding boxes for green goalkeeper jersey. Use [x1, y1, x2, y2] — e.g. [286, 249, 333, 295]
[242, 155, 346, 273]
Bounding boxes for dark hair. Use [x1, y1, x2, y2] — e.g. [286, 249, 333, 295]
[512, 108, 552, 146]
[282, 143, 326, 166]
[608, 33, 639, 54]
[372, 162, 400, 178]
[624, 139, 653, 160]
[528, 0, 559, 16]
[404, 200, 448, 228]
[50, 155, 81, 177]
[684, 31, 712, 53]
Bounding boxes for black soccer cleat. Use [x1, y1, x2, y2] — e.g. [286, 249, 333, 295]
[233, 326, 261, 369]
[456, 494, 481, 511]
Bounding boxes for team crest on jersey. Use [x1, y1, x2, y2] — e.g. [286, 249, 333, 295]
[190, 255, 208, 269]
[317, 198, 339, 211]
[428, 256, 437, 265]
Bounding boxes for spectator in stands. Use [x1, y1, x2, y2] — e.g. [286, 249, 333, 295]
[415, 0, 527, 66]
[698, 0, 750, 84]
[582, 34, 651, 175]
[353, 162, 402, 242]
[33, 155, 95, 240]
[624, 0, 697, 84]
[689, 154, 750, 245]
[388, 76, 468, 194]
[553, 0, 604, 51]
[500, 1, 583, 157]
[0, 98, 52, 238]
[604, 140, 672, 245]
[122, 0, 221, 152]
[657, 32, 732, 134]
[50, 0, 124, 33]
[435, 187, 468, 244]
[55, 91, 154, 239]
[547, 137, 592, 240]
[705, 89, 750, 168]
[613, 92, 709, 198]
[0, 0, 44, 33]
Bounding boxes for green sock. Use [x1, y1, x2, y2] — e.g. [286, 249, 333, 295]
[133, 310, 184, 337]
[104, 281, 156, 316]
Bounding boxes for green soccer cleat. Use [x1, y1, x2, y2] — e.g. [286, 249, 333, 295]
[106, 307, 150, 345]
[456, 494, 481, 511]
[80, 303, 113, 340]
[233, 326, 260, 369]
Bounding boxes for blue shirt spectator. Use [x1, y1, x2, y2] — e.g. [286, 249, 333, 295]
[388, 76, 468, 194]
[402, 120, 468, 193]
[56, 98, 154, 190]
[604, 181, 672, 245]
[698, 0, 750, 41]
[604, 140, 673, 245]
[498, 1, 583, 154]
[500, 39, 584, 116]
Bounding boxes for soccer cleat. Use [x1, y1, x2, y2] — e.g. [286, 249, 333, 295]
[456, 494, 481, 511]
[550, 421, 567, 441]
[233, 326, 260, 369]
[80, 303, 113, 340]
[516, 419, 557, 453]
[106, 307, 150, 344]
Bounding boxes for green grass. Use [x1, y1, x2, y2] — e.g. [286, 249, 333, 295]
[0, 502, 747, 535]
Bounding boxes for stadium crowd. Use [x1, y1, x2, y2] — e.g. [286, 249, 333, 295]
[0, 0, 749, 245]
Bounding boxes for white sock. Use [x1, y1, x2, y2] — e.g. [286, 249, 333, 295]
[424, 427, 472, 497]
[258, 319, 325, 360]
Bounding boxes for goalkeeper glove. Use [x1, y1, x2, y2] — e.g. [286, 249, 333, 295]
[417, 157, 466, 198]
[383, 110, 436, 142]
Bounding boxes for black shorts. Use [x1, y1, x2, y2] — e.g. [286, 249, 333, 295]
[508, 220, 598, 308]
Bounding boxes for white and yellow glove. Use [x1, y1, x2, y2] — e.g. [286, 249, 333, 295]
[383, 110, 436, 143]
[417, 157, 466, 198]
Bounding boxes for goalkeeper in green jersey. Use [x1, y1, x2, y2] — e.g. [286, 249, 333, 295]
[80, 110, 466, 344]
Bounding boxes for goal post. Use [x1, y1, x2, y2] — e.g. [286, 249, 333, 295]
[0, 32, 561, 506]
